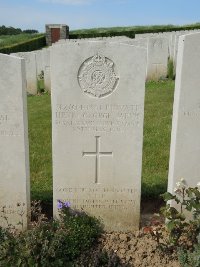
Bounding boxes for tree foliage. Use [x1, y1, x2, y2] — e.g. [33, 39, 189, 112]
[0, 25, 38, 35]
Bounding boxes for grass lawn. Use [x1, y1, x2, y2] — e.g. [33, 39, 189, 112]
[142, 81, 174, 198]
[28, 93, 52, 202]
[28, 80, 175, 202]
[0, 33, 44, 48]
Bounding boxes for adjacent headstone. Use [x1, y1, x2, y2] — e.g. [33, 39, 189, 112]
[172, 31, 199, 68]
[51, 41, 146, 231]
[46, 24, 69, 46]
[146, 37, 169, 81]
[35, 50, 44, 77]
[124, 38, 148, 48]
[11, 52, 37, 95]
[135, 33, 155, 39]
[168, 33, 200, 199]
[0, 54, 30, 229]
[172, 33, 184, 69]
[42, 48, 51, 92]
[169, 32, 176, 60]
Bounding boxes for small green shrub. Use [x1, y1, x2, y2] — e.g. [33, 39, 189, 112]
[0, 202, 102, 267]
[161, 179, 200, 249]
[178, 244, 200, 267]
[167, 59, 175, 80]
[150, 179, 200, 265]
[37, 71, 45, 94]
[0, 226, 10, 244]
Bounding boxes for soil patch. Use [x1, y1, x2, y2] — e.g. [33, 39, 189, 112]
[40, 199, 180, 266]
[74, 228, 180, 267]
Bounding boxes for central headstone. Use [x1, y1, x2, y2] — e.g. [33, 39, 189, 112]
[51, 42, 146, 231]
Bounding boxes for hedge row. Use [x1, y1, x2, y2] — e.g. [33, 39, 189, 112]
[0, 35, 46, 54]
[1, 24, 200, 53]
[69, 24, 200, 39]
[69, 30, 135, 39]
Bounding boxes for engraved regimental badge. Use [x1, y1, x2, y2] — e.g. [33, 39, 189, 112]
[78, 53, 119, 98]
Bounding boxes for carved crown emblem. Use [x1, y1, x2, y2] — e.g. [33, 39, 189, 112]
[78, 53, 119, 98]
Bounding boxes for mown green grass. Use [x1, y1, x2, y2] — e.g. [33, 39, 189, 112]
[142, 81, 174, 198]
[0, 33, 44, 48]
[28, 94, 52, 201]
[28, 81, 175, 202]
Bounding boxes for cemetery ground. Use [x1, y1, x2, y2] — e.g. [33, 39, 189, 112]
[29, 80, 174, 204]
[0, 33, 43, 48]
[22, 80, 182, 267]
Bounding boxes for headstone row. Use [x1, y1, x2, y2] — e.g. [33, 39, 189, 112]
[10, 29, 200, 94]
[1, 32, 200, 231]
[11, 48, 51, 95]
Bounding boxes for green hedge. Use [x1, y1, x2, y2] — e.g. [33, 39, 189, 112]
[70, 30, 135, 39]
[0, 35, 46, 54]
[69, 24, 200, 39]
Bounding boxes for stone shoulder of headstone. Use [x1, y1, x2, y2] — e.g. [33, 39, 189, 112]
[10, 52, 37, 95]
[120, 38, 148, 48]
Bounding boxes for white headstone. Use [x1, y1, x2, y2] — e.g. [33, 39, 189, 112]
[42, 48, 51, 92]
[11, 52, 37, 95]
[169, 32, 176, 60]
[168, 33, 200, 198]
[173, 33, 183, 69]
[51, 41, 146, 231]
[146, 37, 169, 81]
[0, 54, 30, 229]
[121, 38, 148, 49]
[35, 50, 44, 77]
[135, 33, 155, 39]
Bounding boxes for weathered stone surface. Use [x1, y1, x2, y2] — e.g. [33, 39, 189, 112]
[42, 48, 51, 92]
[51, 41, 146, 231]
[11, 52, 37, 95]
[35, 50, 44, 77]
[0, 54, 30, 229]
[146, 37, 169, 81]
[168, 33, 200, 198]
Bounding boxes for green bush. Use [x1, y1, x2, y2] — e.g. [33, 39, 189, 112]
[161, 179, 200, 249]
[167, 59, 175, 80]
[178, 244, 200, 267]
[70, 30, 135, 39]
[0, 25, 22, 35]
[0, 204, 102, 266]
[69, 23, 200, 39]
[37, 71, 45, 94]
[0, 35, 46, 54]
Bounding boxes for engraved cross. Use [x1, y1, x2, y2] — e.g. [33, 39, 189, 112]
[82, 136, 113, 184]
